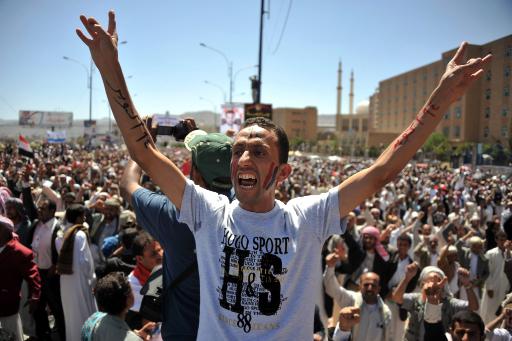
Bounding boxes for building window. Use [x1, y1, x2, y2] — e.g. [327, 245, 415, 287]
[444, 111, 450, 120]
[485, 107, 490, 118]
[504, 86, 510, 97]
[506, 45, 512, 57]
[486, 70, 492, 81]
[454, 107, 462, 118]
[502, 127, 509, 138]
[505, 66, 510, 77]
[484, 127, 489, 138]
[454, 126, 461, 138]
[503, 108, 509, 117]
[443, 127, 450, 137]
[486, 89, 491, 100]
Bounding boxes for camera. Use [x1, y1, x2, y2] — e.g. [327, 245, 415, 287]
[156, 120, 196, 141]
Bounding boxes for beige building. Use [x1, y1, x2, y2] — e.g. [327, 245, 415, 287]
[272, 106, 317, 142]
[336, 107, 369, 152]
[369, 34, 512, 147]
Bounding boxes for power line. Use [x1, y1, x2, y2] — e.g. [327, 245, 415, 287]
[272, 0, 293, 55]
[267, 0, 286, 51]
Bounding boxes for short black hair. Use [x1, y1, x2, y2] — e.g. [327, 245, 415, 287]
[451, 310, 484, 338]
[65, 204, 85, 224]
[242, 117, 289, 164]
[397, 233, 412, 246]
[132, 231, 154, 257]
[94, 272, 132, 315]
[39, 198, 57, 214]
[495, 230, 508, 240]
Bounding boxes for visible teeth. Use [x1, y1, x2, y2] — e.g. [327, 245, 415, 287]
[239, 174, 256, 180]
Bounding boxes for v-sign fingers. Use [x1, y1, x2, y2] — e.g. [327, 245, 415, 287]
[451, 41, 468, 66]
[107, 10, 116, 36]
[80, 15, 96, 38]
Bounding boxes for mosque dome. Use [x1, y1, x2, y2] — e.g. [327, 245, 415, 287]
[355, 100, 369, 115]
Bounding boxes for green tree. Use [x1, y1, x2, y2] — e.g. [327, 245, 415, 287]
[423, 132, 451, 161]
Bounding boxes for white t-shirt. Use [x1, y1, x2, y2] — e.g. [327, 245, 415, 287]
[178, 179, 344, 340]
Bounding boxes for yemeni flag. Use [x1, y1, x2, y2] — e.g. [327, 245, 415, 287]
[18, 134, 34, 158]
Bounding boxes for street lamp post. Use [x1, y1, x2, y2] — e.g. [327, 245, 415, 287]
[200, 43, 233, 104]
[63, 41, 127, 122]
[63, 56, 93, 121]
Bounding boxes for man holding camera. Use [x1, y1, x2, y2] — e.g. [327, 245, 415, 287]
[77, 10, 491, 339]
[120, 123, 233, 340]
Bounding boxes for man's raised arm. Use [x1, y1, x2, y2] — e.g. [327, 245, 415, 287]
[337, 42, 491, 217]
[76, 11, 186, 209]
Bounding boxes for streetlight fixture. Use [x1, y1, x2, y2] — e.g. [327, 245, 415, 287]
[200, 42, 233, 104]
[233, 65, 258, 94]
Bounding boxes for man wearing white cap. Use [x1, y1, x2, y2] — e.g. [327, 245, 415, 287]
[0, 216, 41, 341]
[392, 264, 478, 341]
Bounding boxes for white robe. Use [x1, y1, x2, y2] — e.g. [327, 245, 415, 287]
[480, 247, 510, 324]
[58, 230, 98, 341]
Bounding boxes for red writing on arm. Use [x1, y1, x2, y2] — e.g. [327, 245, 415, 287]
[393, 102, 440, 150]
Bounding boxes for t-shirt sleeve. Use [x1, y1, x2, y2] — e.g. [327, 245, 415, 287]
[131, 188, 173, 242]
[178, 179, 230, 233]
[287, 187, 345, 241]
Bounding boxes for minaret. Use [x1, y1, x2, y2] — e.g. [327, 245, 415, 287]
[349, 69, 354, 114]
[336, 60, 342, 115]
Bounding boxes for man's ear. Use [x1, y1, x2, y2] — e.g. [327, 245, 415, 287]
[190, 165, 207, 188]
[276, 163, 292, 184]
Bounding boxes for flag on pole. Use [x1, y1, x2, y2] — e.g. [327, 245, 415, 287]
[18, 134, 34, 158]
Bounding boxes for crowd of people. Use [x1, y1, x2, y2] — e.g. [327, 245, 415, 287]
[0, 137, 510, 340]
[0, 8, 507, 341]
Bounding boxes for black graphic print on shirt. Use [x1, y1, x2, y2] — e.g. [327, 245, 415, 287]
[217, 227, 289, 333]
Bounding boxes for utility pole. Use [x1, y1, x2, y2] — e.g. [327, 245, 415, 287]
[256, 0, 265, 104]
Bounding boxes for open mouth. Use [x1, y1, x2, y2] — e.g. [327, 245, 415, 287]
[238, 173, 257, 189]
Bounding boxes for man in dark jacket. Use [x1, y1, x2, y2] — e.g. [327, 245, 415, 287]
[342, 226, 390, 296]
[22, 183, 65, 341]
[0, 215, 41, 341]
[120, 126, 233, 340]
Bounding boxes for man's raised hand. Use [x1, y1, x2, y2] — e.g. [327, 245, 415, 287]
[338, 307, 361, 331]
[76, 10, 118, 70]
[405, 262, 419, 281]
[325, 252, 340, 268]
[437, 42, 492, 105]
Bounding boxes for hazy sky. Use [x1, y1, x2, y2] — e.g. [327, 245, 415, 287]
[0, 0, 511, 120]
